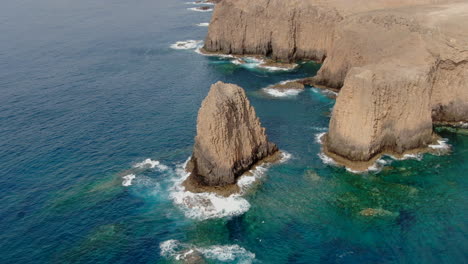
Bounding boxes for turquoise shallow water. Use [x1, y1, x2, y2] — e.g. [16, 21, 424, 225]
[0, 0, 467, 263]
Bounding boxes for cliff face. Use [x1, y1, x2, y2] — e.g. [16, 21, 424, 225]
[187, 81, 278, 187]
[204, 0, 468, 169]
[204, 0, 342, 63]
[324, 3, 468, 167]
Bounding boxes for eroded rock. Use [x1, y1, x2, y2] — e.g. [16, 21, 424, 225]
[186, 82, 278, 189]
[204, 0, 468, 170]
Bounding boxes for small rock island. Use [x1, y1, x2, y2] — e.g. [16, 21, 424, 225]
[184, 81, 278, 195]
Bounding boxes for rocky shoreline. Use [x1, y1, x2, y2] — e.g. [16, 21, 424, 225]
[202, 0, 468, 169]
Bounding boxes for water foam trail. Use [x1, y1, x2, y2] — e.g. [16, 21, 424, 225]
[122, 158, 170, 186]
[196, 22, 209, 26]
[170, 152, 291, 220]
[262, 88, 302, 97]
[233, 57, 298, 72]
[170, 40, 203, 50]
[185, 1, 215, 5]
[195, 47, 234, 58]
[170, 163, 252, 220]
[260, 64, 298, 72]
[316, 132, 453, 173]
[315, 132, 387, 174]
[187, 7, 213, 12]
[389, 153, 423, 161]
[160, 240, 256, 263]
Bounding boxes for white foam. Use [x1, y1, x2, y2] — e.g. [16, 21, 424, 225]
[429, 138, 450, 150]
[315, 132, 326, 144]
[169, 160, 250, 220]
[262, 88, 302, 97]
[199, 245, 255, 263]
[315, 132, 384, 173]
[279, 151, 293, 163]
[197, 22, 210, 27]
[237, 151, 291, 192]
[459, 122, 468, 129]
[160, 240, 255, 263]
[389, 153, 423, 161]
[122, 174, 136, 186]
[170, 40, 203, 50]
[366, 158, 389, 173]
[186, 1, 215, 5]
[318, 152, 338, 166]
[194, 47, 234, 58]
[170, 152, 290, 220]
[133, 158, 169, 171]
[229, 57, 298, 72]
[259, 64, 298, 72]
[236, 57, 264, 69]
[187, 7, 213, 12]
[160, 239, 183, 258]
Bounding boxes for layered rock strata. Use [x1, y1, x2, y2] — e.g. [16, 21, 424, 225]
[185, 81, 278, 190]
[203, 0, 468, 170]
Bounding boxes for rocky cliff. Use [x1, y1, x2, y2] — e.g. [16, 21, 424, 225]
[204, 0, 468, 170]
[186, 81, 278, 188]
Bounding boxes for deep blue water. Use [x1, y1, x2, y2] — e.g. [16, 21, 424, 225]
[1, 0, 467, 263]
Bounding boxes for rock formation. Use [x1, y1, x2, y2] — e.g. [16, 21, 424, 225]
[186, 81, 278, 189]
[203, 0, 468, 170]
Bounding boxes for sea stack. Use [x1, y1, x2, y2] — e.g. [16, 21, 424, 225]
[185, 81, 278, 190]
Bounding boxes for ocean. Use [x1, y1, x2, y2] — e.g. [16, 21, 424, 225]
[0, 0, 467, 263]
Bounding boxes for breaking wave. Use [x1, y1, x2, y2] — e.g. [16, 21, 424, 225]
[170, 152, 291, 220]
[262, 88, 302, 97]
[429, 138, 451, 152]
[122, 158, 169, 186]
[133, 158, 169, 171]
[315, 132, 452, 173]
[160, 239, 256, 263]
[170, 40, 203, 50]
[196, 22, 210, 26]
[232, 57, 298, 72]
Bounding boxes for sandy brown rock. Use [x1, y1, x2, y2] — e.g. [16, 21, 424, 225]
[186, 81, 278, 187]
[268, 81, 304, 91]
[205, 0, 468, 169]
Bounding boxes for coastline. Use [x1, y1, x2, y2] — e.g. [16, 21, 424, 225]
[319, 133, 450, 173]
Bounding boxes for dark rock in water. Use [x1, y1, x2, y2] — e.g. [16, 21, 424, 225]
[268, 81, 304, 91]
[186, 81, 278, 188]
[196, 6, 212, 11]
